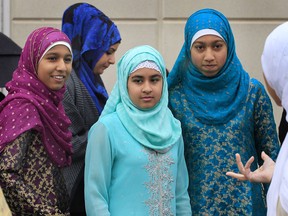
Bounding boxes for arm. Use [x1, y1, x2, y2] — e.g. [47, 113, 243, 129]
[175, 137, 192, 216]
[252, 80, 280, 191]
[85, 122, 112, 216]
[63, 72, 99, 161]
[226, 151, 275, 183]
[253, 80, 280, 164]
[0, 131, 66, 215]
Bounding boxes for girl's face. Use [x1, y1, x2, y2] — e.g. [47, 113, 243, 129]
[37, 45, 72, 91]
[191, 35, 227, 77]
[93, 43, 120, 75]
[127, 68, 163, 109]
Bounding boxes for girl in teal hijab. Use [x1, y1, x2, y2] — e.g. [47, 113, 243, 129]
[85, 45, 191, 215]
[168, 8, 279, 215]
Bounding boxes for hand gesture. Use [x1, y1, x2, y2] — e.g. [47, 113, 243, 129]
[226, 151, 275, 183]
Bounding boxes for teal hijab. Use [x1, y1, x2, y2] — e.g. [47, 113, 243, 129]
[168, 8, 250, 124]
[101, 45, 182, 152]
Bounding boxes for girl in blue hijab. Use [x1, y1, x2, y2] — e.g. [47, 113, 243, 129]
[168, 8, 279, 215]
[85, 45, 191, 215]
[62, 3, 121, 113]
[61, 3, 121, 215]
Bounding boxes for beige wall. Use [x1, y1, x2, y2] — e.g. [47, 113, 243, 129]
[7, 0, 288, 125]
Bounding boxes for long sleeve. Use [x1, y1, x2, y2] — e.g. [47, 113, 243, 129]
[253, 80, 279, 163]
[253, 79, 280, 192]
[0, 131, 67, 215]
[62, 71, 99, 194]
[85, 122, 112, 216]
[176, 137, 192, 216]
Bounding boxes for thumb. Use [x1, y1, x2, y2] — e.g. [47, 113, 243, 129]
[261, 151, 270, 161]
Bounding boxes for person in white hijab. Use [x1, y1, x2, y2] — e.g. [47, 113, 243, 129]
[226, 21, 288, 215]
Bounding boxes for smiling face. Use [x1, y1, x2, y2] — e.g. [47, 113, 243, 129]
[191, 34, 227, 77]
[93, 43, 120, 75]
[127, 67, 163, 109]
[37, 45, 72, 91]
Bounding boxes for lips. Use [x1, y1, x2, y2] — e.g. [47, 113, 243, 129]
[52, 75, 65, 81]
[141, 96, 153, 102]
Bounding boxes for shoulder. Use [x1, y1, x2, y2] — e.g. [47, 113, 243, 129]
[99, 112, 121, 127]
[250, 78, 265, 88]
[89, 112, 119, 132]
[249, 78, 267, 95]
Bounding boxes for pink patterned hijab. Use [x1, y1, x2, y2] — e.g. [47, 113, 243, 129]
[0, 27, 73, 167]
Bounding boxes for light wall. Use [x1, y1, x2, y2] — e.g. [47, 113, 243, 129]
[7, 0, 288, 125]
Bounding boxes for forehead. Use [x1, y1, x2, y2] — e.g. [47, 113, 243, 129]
[194, 34, 225, 43]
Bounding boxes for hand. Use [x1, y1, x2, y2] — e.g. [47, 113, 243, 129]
[226, 151, 275, 183]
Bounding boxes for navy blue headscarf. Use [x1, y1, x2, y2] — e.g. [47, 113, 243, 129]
[168, 8, 250, 124]
[62, 3, 121, 113]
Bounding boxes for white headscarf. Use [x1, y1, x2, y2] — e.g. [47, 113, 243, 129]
[261, 21, 288, 215]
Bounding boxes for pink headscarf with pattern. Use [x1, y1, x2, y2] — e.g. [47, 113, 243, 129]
[0, 27, 73, 167]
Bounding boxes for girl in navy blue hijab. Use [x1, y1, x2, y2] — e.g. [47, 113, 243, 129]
[168, 8, 279, 215]
[62, 3, 121, 113]
[61, 3, 121, 215]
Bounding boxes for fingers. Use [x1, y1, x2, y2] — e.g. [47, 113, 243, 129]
[226, 172, 247, 181]
[235, 153, 244, 172]
[261, 151, 271, 161]
[244, 156, 254, 170]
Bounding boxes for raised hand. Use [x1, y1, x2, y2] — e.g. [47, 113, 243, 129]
[226, 151, 275, 183]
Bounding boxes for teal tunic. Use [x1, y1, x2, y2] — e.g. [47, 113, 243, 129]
[85, 112, 192, 216]
[169, 78, 280, 215]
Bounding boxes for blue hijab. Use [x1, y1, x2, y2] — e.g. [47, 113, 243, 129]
[101, 45, 182, 152]
[168, 8, 250, 124]
[62, 3, 121, 113]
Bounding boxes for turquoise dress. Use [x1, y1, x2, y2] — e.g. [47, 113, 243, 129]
[169, 78, 279, 215]
[85, 112, 191, 216]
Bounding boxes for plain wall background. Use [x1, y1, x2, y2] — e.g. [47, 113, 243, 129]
[1, 0, 288, 127]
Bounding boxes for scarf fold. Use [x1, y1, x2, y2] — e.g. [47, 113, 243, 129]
[262, 21, 288, 215]
[62, 3, 121, 114]
[101, 45, 182, 152]
[0, 27, 72, 167]
[168, 8, 250, 125]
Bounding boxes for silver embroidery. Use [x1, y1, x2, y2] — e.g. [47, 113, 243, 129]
[144, 148, 175, 216]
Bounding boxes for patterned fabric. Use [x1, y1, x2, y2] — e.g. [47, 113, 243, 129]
[62, 70, 99, 195]
[0, 27, 72, 167]
[131, 60, 160, 74]
[62, 3, 121, 114]
[168, 8, 280, 215]
[85, 112, 191, 215]
[0, 131, 70, 215]
[144, 149, 174, 216]
[101, 45, 181, 152]
[262, 21, 288, 215]
[168, 8, 250, 125]
[170, 79, 280, 215]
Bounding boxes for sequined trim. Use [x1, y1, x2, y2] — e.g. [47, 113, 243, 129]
[144, 149, 175, 216]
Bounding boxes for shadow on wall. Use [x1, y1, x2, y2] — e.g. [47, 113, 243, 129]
[0, 32, 21, 87]
[0, 32, 22, 101]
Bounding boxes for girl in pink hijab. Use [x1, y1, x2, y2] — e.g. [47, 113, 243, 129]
[0, 27, 73, 215]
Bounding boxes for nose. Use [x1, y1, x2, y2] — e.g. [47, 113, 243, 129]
[57, 59, 67, 71]
[108, 53, 116, 65]
[142, 81, 152, 93]
[204, 48, 215, 61]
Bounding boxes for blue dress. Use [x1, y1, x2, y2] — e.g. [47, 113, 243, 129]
[169, 78, 280, 215]
[85, 112, 192, 216]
